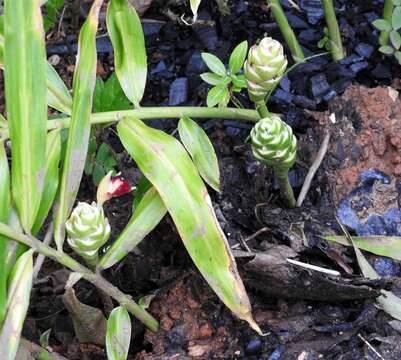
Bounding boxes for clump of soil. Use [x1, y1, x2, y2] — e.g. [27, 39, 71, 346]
[322, 85, 401, 198]
[137, 275, 242, 359]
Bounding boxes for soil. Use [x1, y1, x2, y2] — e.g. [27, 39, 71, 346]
[13, 0, 401, 359]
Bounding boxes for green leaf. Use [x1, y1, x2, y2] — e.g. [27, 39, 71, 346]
[93, 73, 132, 113]
[395, 50, 401, 63]
[0, 250, 33, 360]
[132, 176, 152, 210]
[394, 0, 401, 6]
[325, 235, 401, 261]
[0, 141, 10, 323]
[201, 53, 226, 76]
[207, 84, 229, 108]
[200, 72, 225, 86]
[46, 62, 73, 115]
[100, 187, 167, 269]
[4, 0, 48, 232]
[393, 6, 401, 30]
[117, 117, 261, 334]
[43, 0, 64, 31]
[351, 242, 401, 321]
[54, 0, 103, 251]
[106, 307, 131, 360]
[231, 74, 247, 89]
[190, 0, 201, 22]
[178, 116, 220, 192]
[0, 16, 72, 115]
[107, 0, 147, 108]
[31, 130, 61, 235]
[372, 19, 392, 31]
[379, 45, 395, 54]
[229, 40, 248, 75]
[390, 29, 401, 49]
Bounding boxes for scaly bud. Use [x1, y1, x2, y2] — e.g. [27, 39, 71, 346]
[251, 115, 297, 173]
[244, 37, 288, 105]
[66, 202, 110, 265]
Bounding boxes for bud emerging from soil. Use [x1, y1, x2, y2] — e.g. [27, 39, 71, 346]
[66, 202, 110, 265]
[244, 37, 288, 105]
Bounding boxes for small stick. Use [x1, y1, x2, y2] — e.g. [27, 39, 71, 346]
[296, 131, 330, 207]
[232, 227, 270, 250]
[357, 334, 385, 360]
[286, 258, 340, 277]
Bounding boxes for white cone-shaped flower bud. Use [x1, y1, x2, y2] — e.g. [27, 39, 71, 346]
[251, 115, 297, 173]
[244, 37, 288, 104]
[66, 202, 110, 264]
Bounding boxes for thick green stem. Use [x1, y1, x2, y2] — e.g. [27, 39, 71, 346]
[0, 222, 159, 332]
[322, 0, 345, 62]
[257, 104, 270, 118]
[267, 0, 305, 62]
[275, 169, 296, 208]
[0, 107, 260, 141]
[379, 0, 394, 46]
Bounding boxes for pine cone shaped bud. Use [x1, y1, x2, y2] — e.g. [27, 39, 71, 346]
[251, 115, 297, 172]
[66, 202, 111, 264]
[244, 37, 288, 104]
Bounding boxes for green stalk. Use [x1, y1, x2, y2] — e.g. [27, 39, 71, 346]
[0, 107, 260, 141]
[275, 169, 296, 208]
[379, 0, 394, 46]
[267, 0, 305, 62]
[0, 222, 159, 332]
[257, 104, 270, 118]
[322, 0, 345, 62]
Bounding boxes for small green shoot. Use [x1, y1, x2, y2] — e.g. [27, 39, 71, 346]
[373, 0, 401, 63]
[43, 0, 65, 31]
[201, 41, 248, 108]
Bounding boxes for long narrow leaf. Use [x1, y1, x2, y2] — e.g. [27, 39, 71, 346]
[106, 306, 131, 360]
[0, 141, 10, 323]
[54, 0, 103, 250]
[352, 242, 401, 321]
[0, 16, 72, 115]
[325, 235, 401, 261]
[178, 116, 220, 192]
[4, 0, 47, 232]
[99, 187, 167, 269]
[117, 117, 261, 334]
[32, 129, 61, 235]
[46, 62, 73, 115]
[0, 250, 34, 360]
[107, 0, 147, 108]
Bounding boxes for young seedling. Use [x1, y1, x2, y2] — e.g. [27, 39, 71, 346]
[251, 115, 297, 208]
[373, 0, 401, 63]
[322, 0, 345, 62]
[201, 41, 248, 108]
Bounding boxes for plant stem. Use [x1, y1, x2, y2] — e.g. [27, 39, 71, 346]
[322, 0, 345, 62]
[0, 107, 260, 141]
[0, 222, 159, 332]
[257, 103, 270, 118]
[379, 0, 394, 46]
[275, 169, 296, 208]
[267, 0, 305, 62]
